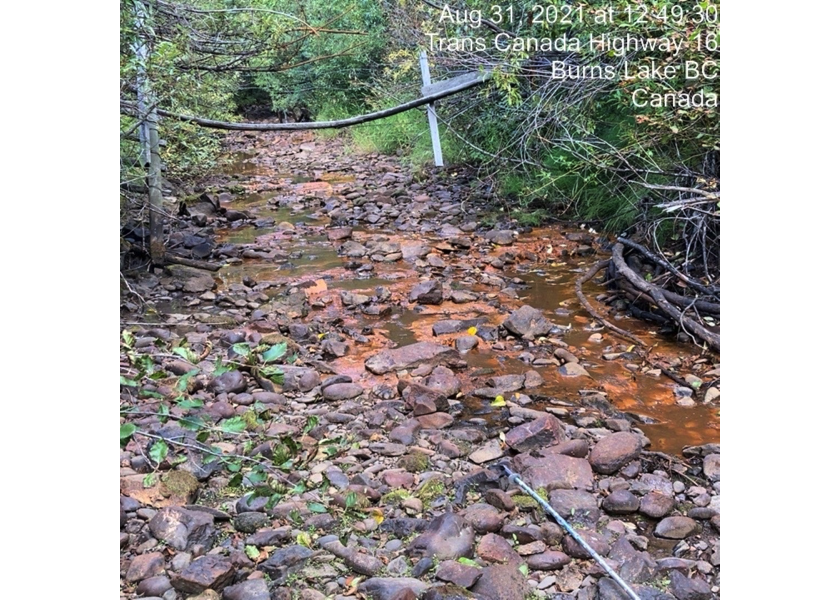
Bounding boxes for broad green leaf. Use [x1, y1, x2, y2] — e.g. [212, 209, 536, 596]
[178, 415, 204, 431]
[458, 557, 480, 567]
[232, 342, 252, 357]
[150, 440, 168, 464]
[307, 502, 328, 514]
[296, 532, 312, 548]
[120, 376, 138, 387]
[157, 404, 170, 422]
[229, 472, 243, 487]
[303, 415, 319, 434]
[122, 330, 135, 348]
[177, 397, 204, 409]
[220, 416, 247, 434]
[213, 356, 233, 376]
[176, 370, 200, 392]
[143, 473, 157, 488]
[518, 564, 529, 576]
[120, 423, 137, 440]
[139, 389, 164, 399]
[261, 342, 287, 363]
[265, 492, 282, 510]
[196, 430, 209, 443]
[173, 347, 197, 363]
[245, 545, 260, 560]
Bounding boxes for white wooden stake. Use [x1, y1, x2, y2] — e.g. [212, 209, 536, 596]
[419, 51, 444, 167]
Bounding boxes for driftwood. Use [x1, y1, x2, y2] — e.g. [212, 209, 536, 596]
[575, 259, 646, 347]
[164, 253, 222, 271]
[612, 243, 720, 352]
[618, 236, 720, 298]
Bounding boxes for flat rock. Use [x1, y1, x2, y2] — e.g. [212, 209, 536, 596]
[485, 230, 516, 246]
[366, 342, 455, 375]
[408, 512, 474, 561]
[222, 579, 271, 600]
[602, 490, 640, 514]
[126, 552, 166, 582]
[403, 383, 449, 416]
[357, 577, 428, 600]
[589, 432, 644, 474]
[520, 454, 593, 490]
[640, 492, 675, 518]
[461, 503, 505, 534]
[424, 366, 461, 397]
[562, 529, 612, 559]
[548, 490, 600, 525]
[505, 413, 565, 452]
[149, 507, 215, 551]
[211, 370, 248, 394]
[471, 563, 529, 600]
[703, 454, 720, 481]
[409, 281, 443, 305]
[655, 516, 700, 539]
[558, 363, 591, 377]
[526, 550, 571, 570]
[469, 440, 504, 464]
[171, 555, 235, 594]
[476, 533, 523, 564]
[435, 560, 482, 588]
[669, 570, 712, 600]
[262, 544, 313, 580]
[322, 383, 363, 401]
[503, 305, 553, 340]
[275, 366, 320, 392]
[416, 412, 454, 429]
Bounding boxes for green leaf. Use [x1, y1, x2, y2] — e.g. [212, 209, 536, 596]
[157, 404, 170, 423]
[120, 423, 137, 440]
[139, 389, 164, 399]
[150, 440, 168, 464]
[245, 545, 260, 560]
[232, 342, 252, 357]
[518, 564, 529, 577]
[303, 415, 319, 434]
[173, 346, 198, 363]
[120, 375, 138, 387]
[265, 492, 282, 510]
[213, 356, 233, 376]
[229, 472, 243, 487]
[143, 473, 157, 488]
[261, 342, 287, 363]
[458, 557, 480, 567]
[220, 416, 247, 434]
[196, 430, 209, 443]
[307, 502, 328, 514]
[178, 416, 204, 431]
[122, 330, 135, 348]
[491, 395, 506, 407]
[177, 397, 204, 409]
[176, 370, 200, 392]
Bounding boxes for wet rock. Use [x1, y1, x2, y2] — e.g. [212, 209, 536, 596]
[435, 562, 482, 589]
[171, 555, 235, 594]
[408, 512, 475, 561]
[183, 273, 216, 294]
[548, 490, 600, 524]
[602, 490, 640, 514]
[485, 230, 516, 246]
[655, 516, 699, 539]
[526, 550, 571, 571]
[222, 579, 271, 600]
[366, 342, 455, 375]
[471, 563, 529, 600]
[149, 507, 215, 551]
[461, 503, 505, 534]
[669, 570, 712, 600]
[322, 383, 363, 401]
[558, 363, 591, 377]
[357, 577, 428, 600]
[455, 335, 478, 353]
[126, 552, 166, 582]
[403, 383, 449, 416]
[211, 371, 248, 394]
[519, 454, 593, 490]
[476, 533, 523, 564]
[505, 413, 565, 452]
[640, 492, 675, 518]
[432, 319, 484, 336]
[589, 432, 644, 474]
[503, 305, 553, 340]
[409, 281, 443, 305]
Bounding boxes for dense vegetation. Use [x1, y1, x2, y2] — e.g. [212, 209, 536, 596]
[121, 0, 719, 293]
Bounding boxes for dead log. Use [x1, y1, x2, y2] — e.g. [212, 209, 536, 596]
[575, 259, 646, 347]
[617, 237, 720, 298]
[612, 243, 720, 352]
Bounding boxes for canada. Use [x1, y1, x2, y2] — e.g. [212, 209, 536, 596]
[632, 89, 719, 108]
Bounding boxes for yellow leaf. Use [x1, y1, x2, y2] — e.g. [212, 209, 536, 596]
[499, 431, 506, 445]
[491, 395, 506, 407]
[627, 345, 635, 352]
[369, 507, 384, 525]
[467, 326, 478, 336]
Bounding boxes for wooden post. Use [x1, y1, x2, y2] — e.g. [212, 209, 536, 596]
[419, 51, 444, 167]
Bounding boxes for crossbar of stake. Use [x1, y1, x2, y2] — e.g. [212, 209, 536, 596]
[498, 463, 642, 600]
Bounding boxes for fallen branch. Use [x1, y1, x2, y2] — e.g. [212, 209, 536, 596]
[575, 259, 647, 347]
[612, 243, 720, 351]
[617, 237, 719, 297]
[164, 253, 222, 271]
